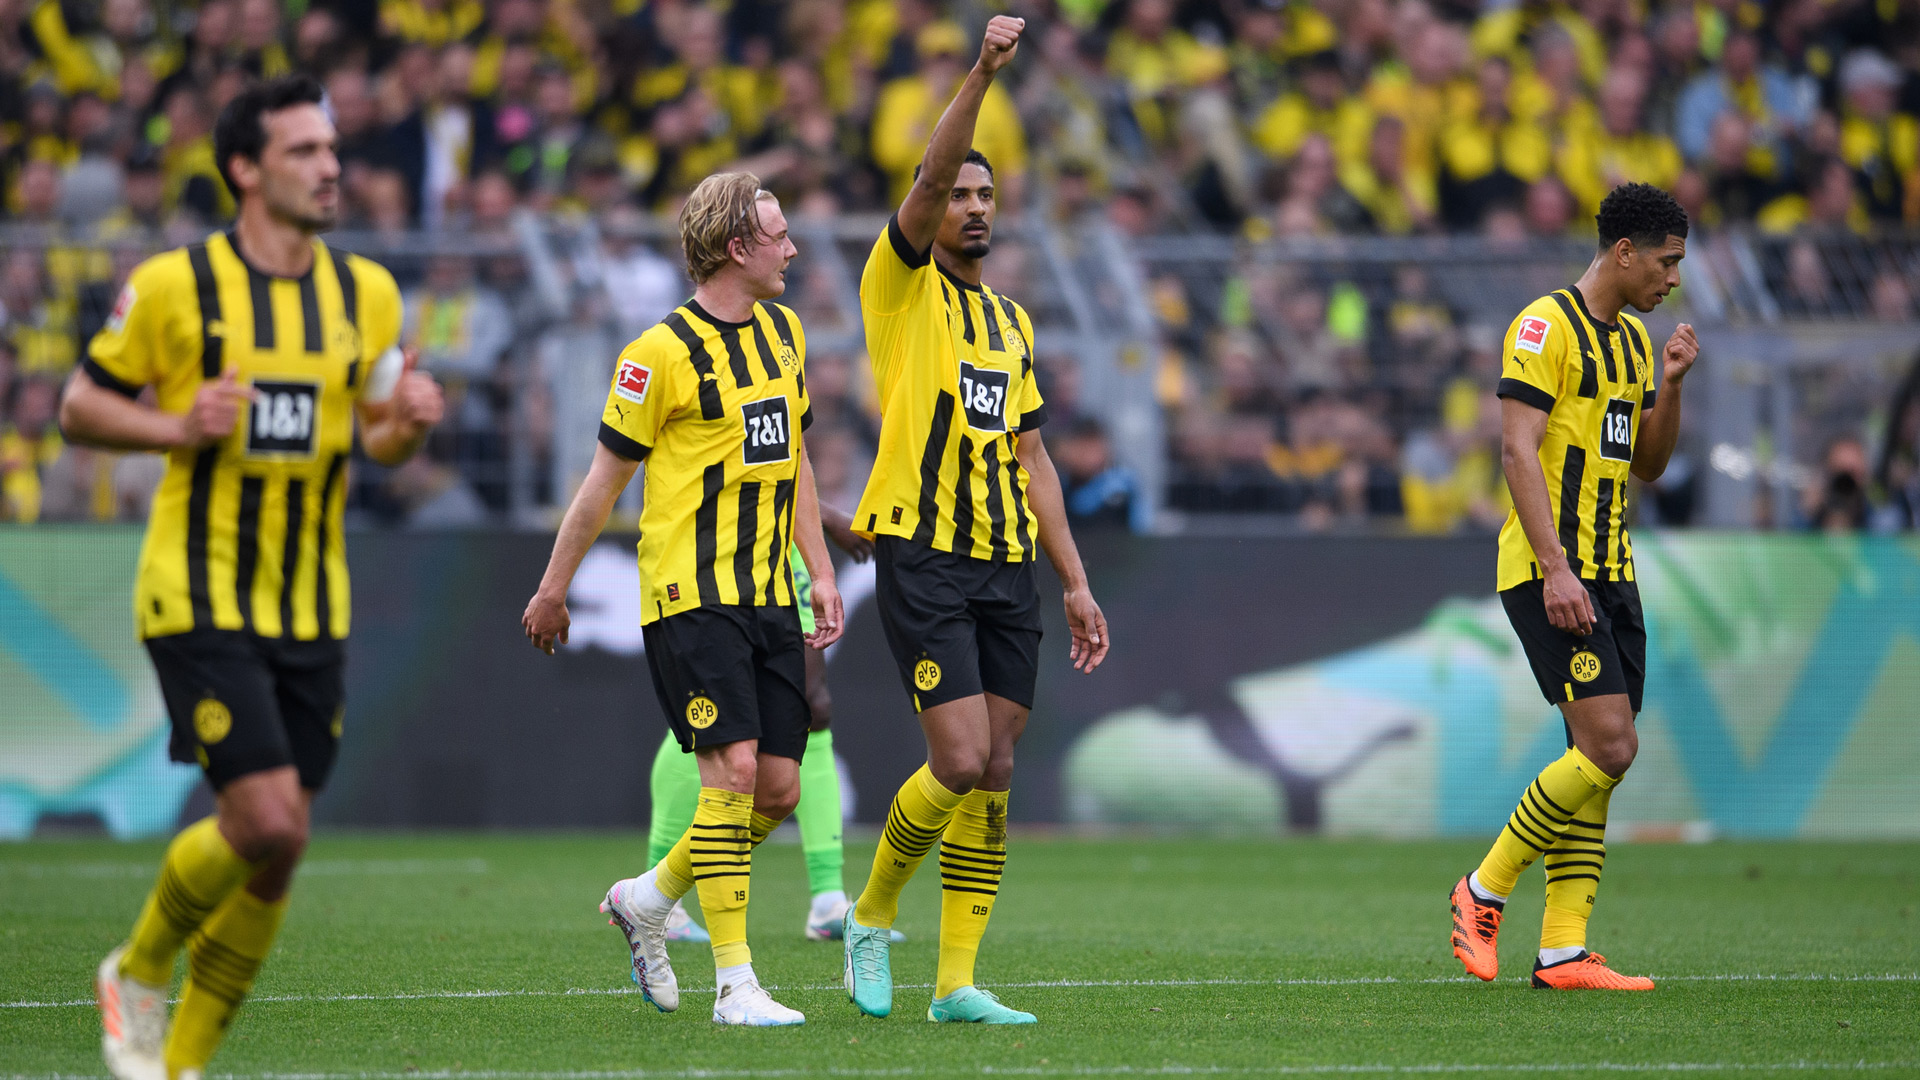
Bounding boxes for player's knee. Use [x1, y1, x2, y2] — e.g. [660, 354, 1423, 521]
[1590, 727, 1638, 779]
[929, 752, 986, 795]
[979, 748, 1016, 791]
[758, 784, 800, 821]
[225, 808, 307, 863]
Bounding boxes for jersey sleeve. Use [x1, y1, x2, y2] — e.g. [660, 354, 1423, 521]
[597, 328, 684, 461]
[1634, 321, 1658, 411]
[860, 214, 932, 317]
[1496, 306, 1563, 413]
[1013, 306, 1048, 432]
[351, 256, 406, 401]
[782, 303, 813, 432]
[85, 256, 183, 396]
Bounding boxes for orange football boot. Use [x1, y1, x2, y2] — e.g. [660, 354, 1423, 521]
[1531, 951, 1655, 990]
[1449, 875, 1502, 981]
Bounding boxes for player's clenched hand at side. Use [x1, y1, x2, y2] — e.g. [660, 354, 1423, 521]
[180, 369, 253, 447]
[1542, 565, 1595, 636]
[522, 588, 570, 655]
[1662, 322, 1698, 384]
[390, 346, 446, 433]
[978, 15, 1024, 74]
[1065, 587, 1109, 673]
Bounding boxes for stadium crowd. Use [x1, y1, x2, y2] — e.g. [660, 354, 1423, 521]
[2, 0, 1920, 531]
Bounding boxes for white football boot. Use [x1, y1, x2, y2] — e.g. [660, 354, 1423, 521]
[712, 973, 805, 1027]
[600, 872, 680, 1012]
[96, 946, 167, 1080]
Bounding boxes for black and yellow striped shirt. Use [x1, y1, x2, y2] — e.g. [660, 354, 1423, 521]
[1495, 286, 1656, 590]
[597, 299, 812, 624]
[86, 231, 403, 640]
[853, 216, 1048, 560]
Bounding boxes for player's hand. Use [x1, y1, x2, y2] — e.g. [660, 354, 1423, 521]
[1064, 586, 1108, 673]
[179, 369, 252, 447]
[825, 517, 874, 563]
[807, 573, 844, 649]
[1662, 323, 1698, 386]
[522, 588, 571, 655]
[1542, 566, 1594, 636]
[391, 346, 445, 432]
[979, 15, 1024, 75]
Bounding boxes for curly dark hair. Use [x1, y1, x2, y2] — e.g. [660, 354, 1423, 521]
[1596, 182, 1689, 251]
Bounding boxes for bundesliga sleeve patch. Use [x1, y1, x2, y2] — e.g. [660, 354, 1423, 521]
[614, 360, 652, 404]
[106, 283, 136, 333]
[1514, 316, 1551, 354]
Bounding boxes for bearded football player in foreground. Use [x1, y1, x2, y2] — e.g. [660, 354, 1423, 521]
[71, 75, 443, 1079]
[1451, 182, 1698, 991]
[840, 15, 1109, 1025]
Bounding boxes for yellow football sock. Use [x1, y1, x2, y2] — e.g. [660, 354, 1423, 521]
[1475, 747, 1616, 898]
[162, 887, 287, 1077]
[747, 811, 784, 849]
[935, 788, 1009, 997]
[1542, 787, 1611, 950]
[676, 787, 756, 969]
[853, 765, 966, 929]
[121, 817, 254, 987]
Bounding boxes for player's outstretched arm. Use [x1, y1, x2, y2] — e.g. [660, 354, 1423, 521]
[358, 347, 446, 465]
[1631, 322, 1697, 483]
[1016, 428, 1108, 673]
[60, 365, 251, 451]
[1501, 397, 1594, 635]
[793, 444, 844, 648]
[523, 443, 640, 655]
[894, 15, 1024, 252]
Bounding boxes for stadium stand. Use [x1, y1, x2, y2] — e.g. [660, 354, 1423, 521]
[1, 0, 1918, 532]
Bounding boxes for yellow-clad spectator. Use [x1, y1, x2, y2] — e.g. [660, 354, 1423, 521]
[1106, 0, 1230, 146]
[1229, 0, 1339, 110]
[1402, 380, 1510, 534]
[156, 84, 233, 221]
[1437, 56, 1554, 224]
[1253, 49, 1373, 168]
[1758, 157, 1872, 234]
[0, 378, 65, 524]
[871, 22, 1027, 205]
[1364, 21, 1475, 182]
[1835, 49, 1919, 222]
[1471, 0, 1606, 88]
[381, 0, 486, 47]
[1559, 69, 1683, 218]
[1507, 24, 1595, 137]
[0, 248, 79, 380]
[633, 5, 776, 146]
[1340, 115, 1438, 234]
[469, 0, 593, 105]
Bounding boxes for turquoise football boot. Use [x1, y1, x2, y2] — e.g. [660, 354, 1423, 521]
[843, 908, 893, 1017]
[927, 986, 1036, 1024]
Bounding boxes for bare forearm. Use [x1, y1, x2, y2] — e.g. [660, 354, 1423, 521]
[792, 448, 834, 586]
[1023, 441, 1089, 590]
[537, 446, 635, 599]
[899, 66, 997, 243]
[360, 416, 430, 466]
[1504, 442, 1569, 575]
[1631, 380, 1684, 482]
[59, 372, 184, 451]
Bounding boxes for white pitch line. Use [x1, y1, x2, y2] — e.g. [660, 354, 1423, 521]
[6, 973, 1916, 1011]
[6, 1061, 1919, 1079]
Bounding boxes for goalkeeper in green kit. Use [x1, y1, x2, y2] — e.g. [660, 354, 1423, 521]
[646, 506, 904, 943]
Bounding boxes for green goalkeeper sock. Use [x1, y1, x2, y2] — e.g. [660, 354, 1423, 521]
[647, 734, 702, 869]
[797, 728, 844, 896]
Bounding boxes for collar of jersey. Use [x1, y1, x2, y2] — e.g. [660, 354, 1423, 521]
[222, 229, 319, 283]
[936, 261, 984, 294]
[684, 297, 757, 329]
[1567, 285, 1619, 333]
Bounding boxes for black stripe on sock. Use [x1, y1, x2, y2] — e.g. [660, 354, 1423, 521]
[938, 840, 1006, 857]
[939, 885, 999, 896]
[1503, 822, 1550, 854]
[1523, 789, 1571, 827]
[1545, 872, 1601, 884]
[1543, 859, 1605, 872]
[1569, 817, 1607, 830]
[1529, 780, 1575, 819]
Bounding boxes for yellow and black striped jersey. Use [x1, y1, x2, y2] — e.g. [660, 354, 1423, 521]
[597, 298, 812, 625]
[853, 216, 1048, 561]
[86, 231, 403, 641]
[1495, 285, 1657, 591]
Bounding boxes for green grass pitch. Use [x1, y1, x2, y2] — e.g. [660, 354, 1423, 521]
[3, 833, 1916, 1078]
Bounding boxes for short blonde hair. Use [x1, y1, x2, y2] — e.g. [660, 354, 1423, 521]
[679, 172, 775, 285]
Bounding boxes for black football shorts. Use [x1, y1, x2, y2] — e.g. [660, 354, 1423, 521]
[643, 604, 809, 761]
[1501, 576, 1647, 714]
[145, 628, 346, 791]
[874, 536, 1043, 712]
